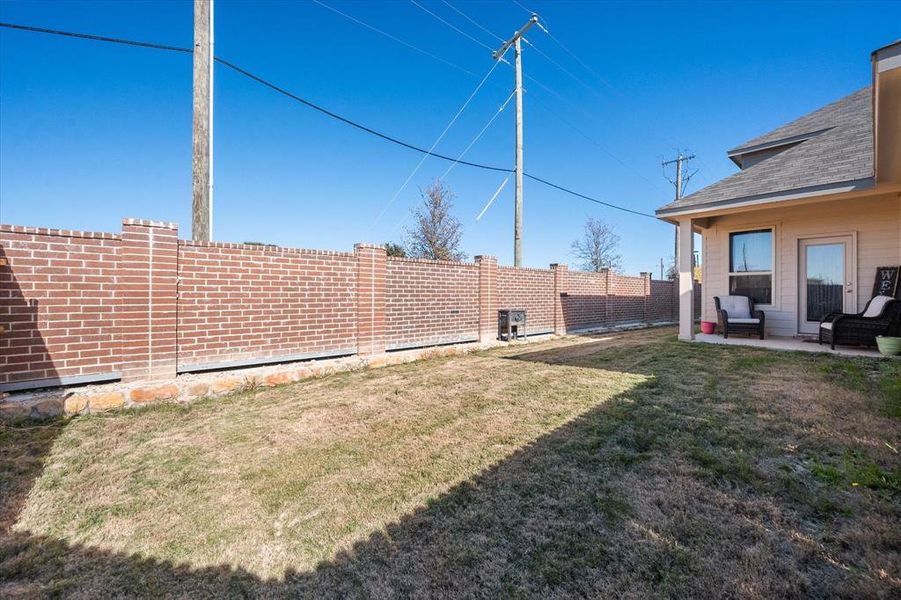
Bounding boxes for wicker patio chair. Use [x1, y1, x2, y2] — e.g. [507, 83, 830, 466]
[714, 295, 765, 340]
[818, 295, 901, 349]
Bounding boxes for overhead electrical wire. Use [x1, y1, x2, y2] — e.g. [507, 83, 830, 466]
[409, 0, 497, 54]
[439, 88, 515, 181]
[0, 20, 656, 219]
[310, 0, 475, 76]
[372, 60, 503, 226]
[389, 87, 516, 234]
[440, 0, 505, 43]
[398, 3, 668, 197]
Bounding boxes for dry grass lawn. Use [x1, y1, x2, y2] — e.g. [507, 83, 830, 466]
[1, 327, 899, 598]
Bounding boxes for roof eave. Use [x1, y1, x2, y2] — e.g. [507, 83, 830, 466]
[654, 176, 877, 220]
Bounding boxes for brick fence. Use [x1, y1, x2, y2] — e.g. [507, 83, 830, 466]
[0, 219, 676, 391]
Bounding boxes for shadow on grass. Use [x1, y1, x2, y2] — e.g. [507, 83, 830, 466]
[2, 332, 896, 597]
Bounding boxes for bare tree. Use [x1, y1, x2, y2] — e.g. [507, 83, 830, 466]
[571, 217, 622, 272]
[405, 180, 466, 261]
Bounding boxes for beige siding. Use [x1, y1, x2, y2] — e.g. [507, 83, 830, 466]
[700, 193, 901, 336]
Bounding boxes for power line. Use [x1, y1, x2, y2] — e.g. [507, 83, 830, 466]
[409, 0, 496, 53]
[0, 20, 657, 219]
[389, 88, 516, 234]
[511, 0, 536, 17]
[440, 89, 516, 181]
[303, 3, 665, 198]
[310, 0, 475, 76]
[373, 60, 503, 226]
[523, 173, 653, 217]
[214, 56, 509, 173]
[0, 21, 192, 53]
[440, 0, 505, 43]
[522, 37, 607, 100]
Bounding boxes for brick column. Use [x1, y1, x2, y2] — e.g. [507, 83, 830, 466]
[475, 255, 498, 343]
[551, 263, 567, 335]
[118, 219, 178, 382]
[355, 244, 387, 356]
[641, 272, 652, 323]
[603, 268, 611, 324]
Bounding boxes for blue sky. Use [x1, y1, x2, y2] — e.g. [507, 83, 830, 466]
[1, 0, 898, 275]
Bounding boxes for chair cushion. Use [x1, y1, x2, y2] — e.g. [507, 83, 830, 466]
[820, 321, 833, 330]
[719, 295, 752, 319]
[728, 317, 760, 324]
[863, 295, 894, 318]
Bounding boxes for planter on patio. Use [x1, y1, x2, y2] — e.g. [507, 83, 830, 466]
[700, 321, 716, 335]
[876, 336, 901, 357]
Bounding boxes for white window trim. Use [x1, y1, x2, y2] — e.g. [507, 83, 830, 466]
[723, 224, 779, 310]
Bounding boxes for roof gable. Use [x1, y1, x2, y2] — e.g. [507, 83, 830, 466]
[657, 87, 874, 215]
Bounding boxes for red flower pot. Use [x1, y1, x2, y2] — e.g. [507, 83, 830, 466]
[700, 321, 716, 334]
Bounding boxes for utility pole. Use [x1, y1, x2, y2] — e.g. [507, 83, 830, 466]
[661, 151, 696, 278]
[192, 0, 214, 241]
[493, 15, 538, 267]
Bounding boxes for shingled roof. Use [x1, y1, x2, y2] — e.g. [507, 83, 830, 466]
[656, 87, 874, 216]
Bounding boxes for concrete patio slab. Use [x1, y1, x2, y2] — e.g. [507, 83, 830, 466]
[693, 333, 892, 358]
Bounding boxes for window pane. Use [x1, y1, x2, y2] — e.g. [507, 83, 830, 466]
[805, 243, 844, 321]
[730, 274, 772, 304]
[730, 230, 772, 272]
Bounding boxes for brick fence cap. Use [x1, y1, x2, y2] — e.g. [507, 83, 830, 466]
[474, 255, 497, 261]
[0, 223, 120, 239]
[354, 243, 387, 250]
[122, 218, 179, 229]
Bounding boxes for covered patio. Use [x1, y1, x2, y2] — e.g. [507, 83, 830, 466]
[658, 41, 901, 354]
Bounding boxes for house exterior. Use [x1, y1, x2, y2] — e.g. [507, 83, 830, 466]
[656, 41, 901, 341]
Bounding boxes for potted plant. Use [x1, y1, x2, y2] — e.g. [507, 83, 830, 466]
[876, 335, 901, 356]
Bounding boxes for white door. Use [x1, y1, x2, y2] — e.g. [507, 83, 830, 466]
[799, 236, 855, 334]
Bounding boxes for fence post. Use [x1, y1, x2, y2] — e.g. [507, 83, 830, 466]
[475, 255, 498, 343]
[672, 275, 679, 322]
[118, 219, 179, 382]
[551, 263, 567, 335]
[355, 243, 387, 356]
[641, 272, 652, 323]
[603, 268, 611, 324]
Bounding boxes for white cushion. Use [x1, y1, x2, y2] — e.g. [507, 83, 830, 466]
[718, 295, 752, 319]
[862, 295, 893, 318]
[728, 317, 760, 324]
[820, 321, 833, 330]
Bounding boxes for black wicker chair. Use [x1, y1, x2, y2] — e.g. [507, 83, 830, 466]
[714, 295, 765, 340]
[818, 295, 901, 349]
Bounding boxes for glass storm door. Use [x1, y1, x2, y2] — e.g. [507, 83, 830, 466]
[799, 237, 853, 334]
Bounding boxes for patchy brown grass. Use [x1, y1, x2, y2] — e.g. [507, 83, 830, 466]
[1, 327, 899, 598]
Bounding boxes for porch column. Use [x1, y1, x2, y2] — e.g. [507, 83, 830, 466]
[677, 219, 695, 341]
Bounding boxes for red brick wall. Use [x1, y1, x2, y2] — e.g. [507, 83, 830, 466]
[608, 274, 646, 324]
[496, 266, 555, 333]
[177, 241, 357, 369]
[1, 217, 679, 390]
[651, 279, 676, 322]
[0, 225, 120, 386]
[119, 220, 179, 381]
[561, 270, 608, 331]
[385, 257, 479, 350]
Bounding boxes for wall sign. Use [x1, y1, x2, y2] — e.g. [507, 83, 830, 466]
[873, 266, 900, 298]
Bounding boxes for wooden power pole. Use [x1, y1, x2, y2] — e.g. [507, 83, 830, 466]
[662, 152, 696, 277]
[192, 0, 214, 241]
[493, 15, 538, 267]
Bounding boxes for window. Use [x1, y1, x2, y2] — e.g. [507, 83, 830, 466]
[729, 229, 772, 304]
